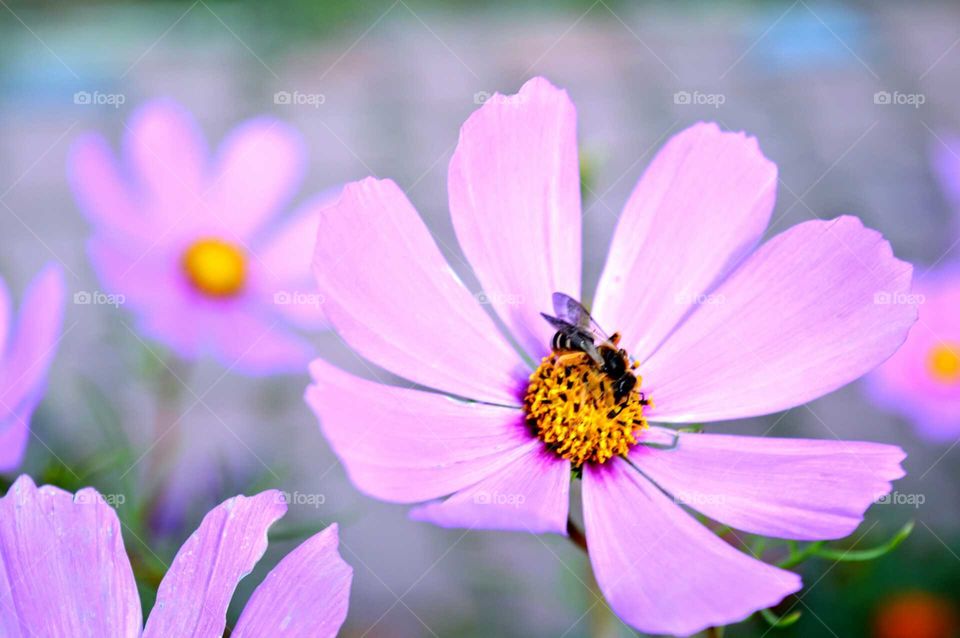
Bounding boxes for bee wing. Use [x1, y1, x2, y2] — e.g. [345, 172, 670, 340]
[540, 312, 573, 331]
[551, 292, 612, 343]
[540, 310, 604, 365]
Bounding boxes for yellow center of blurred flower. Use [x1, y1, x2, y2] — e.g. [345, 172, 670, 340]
[926, 343, 960, 384]
[182, 238, 247, 298]
[524, 352, 649, 467]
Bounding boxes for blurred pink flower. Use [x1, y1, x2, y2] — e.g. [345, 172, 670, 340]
[865, 265, 960, 440]
[0, 264, 64, 471]
[69, 99, 334, 375]
[862, 138, 960, 441]
[306, 77, 916, 635]
[0, 475, 352, 636]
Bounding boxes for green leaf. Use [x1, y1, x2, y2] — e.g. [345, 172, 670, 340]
[814, 520, 914, 562]
[760, 607, 802, 628]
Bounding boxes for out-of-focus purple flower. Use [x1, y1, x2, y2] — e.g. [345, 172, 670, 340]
[306, 77, 915, 636]
[865, 266, 960, 440]
[0, 264, 64, 471]
[932, 134, 960, 212]
[0, 475, 352, 636]
[68, 99, 334, 376]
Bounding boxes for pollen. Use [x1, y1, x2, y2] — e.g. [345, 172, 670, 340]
[523, 352, 650, 467]
[182, 238, 247, 298]
[927, 342, 960, 384]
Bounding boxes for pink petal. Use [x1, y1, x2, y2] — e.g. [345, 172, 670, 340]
[0, 476, 141, 637]
[0, 265, 65, 470]
[256, 188, 341, 330]
[68, 134, 145, 239]
[643, 216, 916, 423]
[583, 460, 800, 637]
[306, 357, 532, 503]
[409, 443, 570, 534]
[593, 122, 777, 361]
[448, 77, 581, 360]
[233, 524, 352, 638]
[122, 99, 207, 215]
[864, 265, 960, 440]
[632, 427, 905, 540]
[311, 177, 529, 405]
[0, 276, 9, 365]
[0, 264, 66, 406]
[932, 134, 960, 208]
[208, 118, 305, 240]
[143, 491, 286, 638]
[0, 395, 35, 472]
[206, 305, 314, 376]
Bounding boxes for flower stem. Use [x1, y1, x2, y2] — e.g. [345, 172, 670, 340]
[567, 518, 588, 553]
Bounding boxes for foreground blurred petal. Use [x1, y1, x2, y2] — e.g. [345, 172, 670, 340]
[307, 358, 532, 503]
[633, 427, 905, 540]
[312, 177, 529, 404]
[233, 524, 352, 638]
[409, 443, 570, 534]
[449, 77, 581, 361]
[0, 476, 141, 637]
[593, 123, 777, 362]
[644, 216, 916, 423]
[142, 491, 286, 638]
[583, 460, 800, 637]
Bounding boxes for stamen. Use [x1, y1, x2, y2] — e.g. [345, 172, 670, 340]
[182, 238, 247, 298]
[927, 343, 960, 384]
[523, 351, 650, 467]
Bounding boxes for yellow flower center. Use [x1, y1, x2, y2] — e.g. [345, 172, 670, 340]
[182, 238, 247, 298]
[524, 351, 649, 467]
[927, 343, 960, 384]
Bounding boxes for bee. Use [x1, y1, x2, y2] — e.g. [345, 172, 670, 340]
[540, 292, 645, 405]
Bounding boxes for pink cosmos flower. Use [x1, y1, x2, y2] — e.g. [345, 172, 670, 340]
[0, 264, 64, 471]
[306, 78, 917, 636]
[0, 475, 352, 636]
[866, 271, 960, 441]
[863, 138, 960, 441]
[68, 99, 332, 375]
